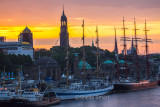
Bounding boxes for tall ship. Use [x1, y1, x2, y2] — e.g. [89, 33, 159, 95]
[51, 20, 113, 100]
[113, 18, 158, 91]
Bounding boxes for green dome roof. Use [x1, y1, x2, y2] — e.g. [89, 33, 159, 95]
[78, 61, 92, 70]
[119, 60, 125, 63]
[103, 60, 113, 64]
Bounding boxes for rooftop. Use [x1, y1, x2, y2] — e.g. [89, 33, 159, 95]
[78, 61, 92, 70]
[34, 56, 60, 68]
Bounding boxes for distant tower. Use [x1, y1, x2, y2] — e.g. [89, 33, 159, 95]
[113, 27, 118, 54]
[130, 37, 136, 55]
[18, 26, 33, 47]
[92, 37, 94, 47]
[60, 6, 69, 47]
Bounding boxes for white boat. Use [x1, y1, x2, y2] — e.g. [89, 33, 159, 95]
[21, 89, 43, 101]
[53, 85, 113, 100]
[0, 89, 15, 101]
[0, 89, 16, 107]
[11, 88, 61, 107]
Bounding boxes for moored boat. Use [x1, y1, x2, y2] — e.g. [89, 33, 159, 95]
[53, 86, 113, 100]
[114, 80, 157, 91]
[0, 67, 61, 107]
[158, 80, 160, 86]
[9, 97, 60, 107]
[0, 67, 16, 106]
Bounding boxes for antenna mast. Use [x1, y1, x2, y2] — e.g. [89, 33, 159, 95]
[96, 26, 99, 78]
[82, 19, 85, 84]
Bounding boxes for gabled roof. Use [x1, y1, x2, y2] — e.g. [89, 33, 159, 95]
[34, 56, 60, 68]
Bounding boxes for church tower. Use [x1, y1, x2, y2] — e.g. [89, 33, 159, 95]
[60, 7, 69, 47]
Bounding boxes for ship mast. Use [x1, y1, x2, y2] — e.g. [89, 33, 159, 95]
[82, 19, 85, 85]
[114, 27, 119, 81]
[65, 25, 69, 89]
[20, 65, 22, 96]
[3, 66, 5, 90]
[121, 17, 129, 78]
[16, 66, 22, 96]
[96, 26, 99, 78]
[144, 19, 151, 80]
[133, 18, 140, 81]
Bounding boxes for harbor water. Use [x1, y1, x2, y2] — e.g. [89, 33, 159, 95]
[53, 87, 160, 107]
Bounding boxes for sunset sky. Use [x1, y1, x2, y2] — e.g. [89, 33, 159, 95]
[0, 0, 160, 54]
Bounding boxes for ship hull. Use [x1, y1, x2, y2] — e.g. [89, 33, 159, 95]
[0, 98, 60, 107]
[114, 81, 158, 92]
[53, 86, 113, 100]
[0, 100, 11, 107]
[158, 80, 160, 86]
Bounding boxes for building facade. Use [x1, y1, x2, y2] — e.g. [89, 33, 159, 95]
[23, 56, 61, 81]
[18, 26, 33, 47]
[0, 27, 34, 60]
[0, 36, 6, 42]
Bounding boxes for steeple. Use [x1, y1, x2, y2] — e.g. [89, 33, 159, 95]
[61, 6, 67, 22]
[113, 27, 118, 54]
[63, 5, 65, 15]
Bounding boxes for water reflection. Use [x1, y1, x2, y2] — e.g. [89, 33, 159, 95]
[53, 87, 160, 107]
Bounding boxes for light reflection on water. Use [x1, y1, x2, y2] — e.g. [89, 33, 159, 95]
[53, 87, 160, 107]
